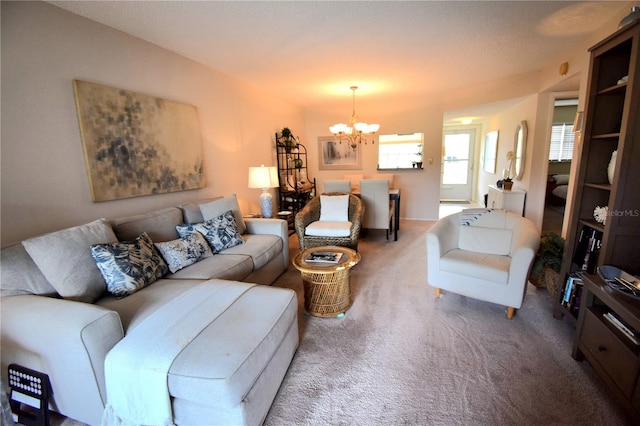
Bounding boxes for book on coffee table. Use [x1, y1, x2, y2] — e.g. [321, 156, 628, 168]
[305, 251, 343, 264]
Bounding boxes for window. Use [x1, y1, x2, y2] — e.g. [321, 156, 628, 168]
[549, 123, 575, 161]
[378, 133, 423, 169]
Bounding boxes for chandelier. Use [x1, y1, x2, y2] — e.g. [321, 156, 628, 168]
[329, 86, 379, 150]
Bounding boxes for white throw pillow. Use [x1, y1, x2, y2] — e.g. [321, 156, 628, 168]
[199, 194, 246, 234]
[319, 195, 349, 222]
[22, 218, 118, 302]
[552, 174, 570, 185]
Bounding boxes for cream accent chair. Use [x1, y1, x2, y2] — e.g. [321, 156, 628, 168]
[359, 179, 396, 241]
[426, 209, 539, 319]
[324, 180, 351, 193]
[295, 193, 365, 251]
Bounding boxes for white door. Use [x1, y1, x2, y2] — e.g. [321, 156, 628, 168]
[440, 129, 476, 201]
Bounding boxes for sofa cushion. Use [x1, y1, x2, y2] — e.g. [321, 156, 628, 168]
[320, 194, 349, 222]
[166, 254, 254, 282]
[199, 194, 246, 235]
[177, 211, 244, 253]
[154, 232, 213, 273]
[459, 226, 512, 256]
[167, 282, 298, 408]
[111, 207, 184, 243]
[305, 220, 352, 237]
[22, 219, 118, 303]
[218, 234, 282, 270]
[0, 243, 58, 297]
[91, 232, 168, 298]
[441, 249, 510, 284]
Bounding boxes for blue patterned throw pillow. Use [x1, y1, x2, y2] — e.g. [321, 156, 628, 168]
[176, 210, 244, 253]
[91, 232, 168, 298]
[155, 232, 213, 273]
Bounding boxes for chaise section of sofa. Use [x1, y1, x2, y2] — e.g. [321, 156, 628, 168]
[0, 195, 297, 425]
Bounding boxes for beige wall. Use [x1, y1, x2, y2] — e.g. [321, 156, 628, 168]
[1, 1, 303, 245]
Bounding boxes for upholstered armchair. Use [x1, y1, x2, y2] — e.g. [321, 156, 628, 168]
[426, 209, 539, 319]
[295, 193, 365, 251]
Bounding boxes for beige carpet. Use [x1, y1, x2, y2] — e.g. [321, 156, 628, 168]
[265, 220, 630, 426]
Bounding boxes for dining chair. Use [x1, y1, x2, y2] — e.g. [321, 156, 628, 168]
[359, 179, 395, 240]
[323, 180, 351, 193]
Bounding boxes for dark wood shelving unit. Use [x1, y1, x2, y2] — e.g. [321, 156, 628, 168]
[275, 134, 315, 233]
[555, 21, 640, 422]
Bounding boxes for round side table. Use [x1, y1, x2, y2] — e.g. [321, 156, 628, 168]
[292, 246, 361, 317]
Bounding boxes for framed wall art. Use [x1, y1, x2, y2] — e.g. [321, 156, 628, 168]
[483, 130, 499, 174]
[73, 80, 205, 202]
[318, 136, 362, 170]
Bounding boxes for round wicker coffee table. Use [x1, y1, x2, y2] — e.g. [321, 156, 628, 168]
[292, 246, 361, 317]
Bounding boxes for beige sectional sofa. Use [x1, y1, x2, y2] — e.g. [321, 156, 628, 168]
[0, 195, 298, 425]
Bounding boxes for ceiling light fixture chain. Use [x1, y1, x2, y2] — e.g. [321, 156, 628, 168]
[329, 86, 380, 151]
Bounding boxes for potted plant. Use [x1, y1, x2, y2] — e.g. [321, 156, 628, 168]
[415, 144, 423, 169]
[278, 127, 298, 152]
[529, 232, 565, 298]
[502, 177, 513, 190]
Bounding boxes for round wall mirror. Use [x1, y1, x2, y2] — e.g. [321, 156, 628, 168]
[514, 120, 527, 180]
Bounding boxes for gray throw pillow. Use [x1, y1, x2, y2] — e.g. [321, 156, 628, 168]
[91, 232, 168, 298]
[22, 219, 118, 303]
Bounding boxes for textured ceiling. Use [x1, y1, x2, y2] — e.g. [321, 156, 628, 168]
[49, 1, 629, 109]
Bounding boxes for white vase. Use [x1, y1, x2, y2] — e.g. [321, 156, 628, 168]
[607, 150, 617, 184]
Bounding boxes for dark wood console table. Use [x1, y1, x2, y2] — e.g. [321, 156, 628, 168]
[572, 274, 640, 423]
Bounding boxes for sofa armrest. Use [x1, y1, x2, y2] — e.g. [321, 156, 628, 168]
[244, 218, 289, 265]
[1, 295, 123, 425]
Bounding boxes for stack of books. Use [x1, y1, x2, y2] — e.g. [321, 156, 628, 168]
[561, 273, 584, 317]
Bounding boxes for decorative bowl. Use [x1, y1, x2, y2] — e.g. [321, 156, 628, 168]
[598, 265, 640, 300]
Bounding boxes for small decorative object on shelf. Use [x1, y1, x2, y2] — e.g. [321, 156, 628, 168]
[593, 205, 608, 224]
[278, 127, 299, 153]
[502, 178, 513, 191]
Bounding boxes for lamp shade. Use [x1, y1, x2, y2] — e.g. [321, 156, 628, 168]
[248, 165, 279, 189]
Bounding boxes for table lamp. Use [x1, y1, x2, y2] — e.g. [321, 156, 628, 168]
[248, 165, 279, 218]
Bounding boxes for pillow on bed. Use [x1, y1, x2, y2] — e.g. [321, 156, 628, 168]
[552, 174, 570, 185]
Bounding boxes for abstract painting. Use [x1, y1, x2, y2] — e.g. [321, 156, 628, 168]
[318, 136, 362, 170]
[73, 80, 205, 202]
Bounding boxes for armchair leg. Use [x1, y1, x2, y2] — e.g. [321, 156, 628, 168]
[435, 288, 441, 298]
[506, 307, 516, 319]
